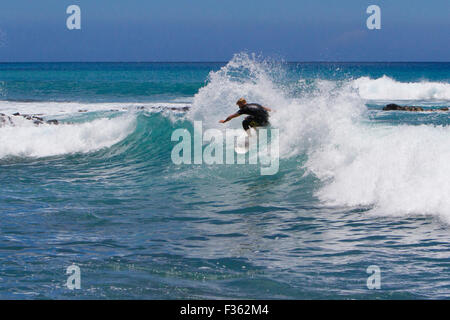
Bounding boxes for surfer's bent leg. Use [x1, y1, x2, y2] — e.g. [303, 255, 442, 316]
[242, 116, 269, 130]
[242, 116, 255, 131]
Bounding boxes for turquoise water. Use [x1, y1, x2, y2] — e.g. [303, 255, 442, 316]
[1, 56, 450, 299]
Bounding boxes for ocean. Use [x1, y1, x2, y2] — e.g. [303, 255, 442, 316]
[1, 55, 449, 299]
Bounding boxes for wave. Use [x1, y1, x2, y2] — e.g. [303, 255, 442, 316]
[351, 75, 450, 102]
[0, 115, 136, 159]
[307, 123, 450, 220]
[0, 101, 190, 117]
[188, 53, 450, 222]
[2, 54, 450, 222]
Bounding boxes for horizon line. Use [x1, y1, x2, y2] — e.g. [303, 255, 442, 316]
[0, 61, 449, 64]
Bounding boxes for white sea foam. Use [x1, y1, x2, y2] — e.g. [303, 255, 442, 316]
[0, 115, 135, 159]
[307, 123, 450, 222]
[0, 101, 189, 116]
[190, 53, 450, 222]
[351, 75, 450, 102]
[0, 99, 188, 160]
[189, 54, 289, 128]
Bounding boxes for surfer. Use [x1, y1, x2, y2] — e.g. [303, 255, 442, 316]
[219, 98, 272, 136]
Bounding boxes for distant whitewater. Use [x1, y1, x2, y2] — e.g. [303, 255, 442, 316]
[1, 57, 449, 299]
[352, 75, 450, 101]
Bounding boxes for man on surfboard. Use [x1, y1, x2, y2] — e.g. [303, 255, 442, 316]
[219, 98, 272, 136]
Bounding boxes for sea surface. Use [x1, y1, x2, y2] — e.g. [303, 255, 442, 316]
[1, 56, 450, 299]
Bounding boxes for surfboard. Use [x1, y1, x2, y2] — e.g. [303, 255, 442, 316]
[234, 139, 249, 154]
[234, 134, 251, 154]
[234, 129, 259, 154]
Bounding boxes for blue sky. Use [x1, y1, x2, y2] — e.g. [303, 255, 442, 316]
[0, 0, 448, 61]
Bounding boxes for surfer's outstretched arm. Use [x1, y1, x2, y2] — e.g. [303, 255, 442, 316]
[262, 106, 272, 112]
[219, 113, 240, 123]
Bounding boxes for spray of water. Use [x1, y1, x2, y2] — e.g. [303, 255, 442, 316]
[189, 53, 450, 222]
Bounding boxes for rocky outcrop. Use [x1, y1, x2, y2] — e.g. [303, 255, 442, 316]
[136, 105, 190, 112]
[0, 113, 14, 126]
[383, 104, 423, 111]
[13, 113, 60, 125]
[383, 103, 449, 112]
[0, 112, 59, 127]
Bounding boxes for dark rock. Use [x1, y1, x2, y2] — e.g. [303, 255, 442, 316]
[20, 114, 46, 122]
[383, 103, 403, 111]
[1, 112, 59, 127]
[383, 103, 447, 112]
[0, 114, 14, 127]
[406, 107, 423, 112]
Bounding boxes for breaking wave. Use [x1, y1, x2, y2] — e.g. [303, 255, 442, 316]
[352, 75, 450, 102]
[1, 54, 450, 222]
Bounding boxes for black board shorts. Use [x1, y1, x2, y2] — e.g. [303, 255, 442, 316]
[242, 116, 269, 130]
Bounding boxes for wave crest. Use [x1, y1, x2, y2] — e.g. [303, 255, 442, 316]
[0, 115, 135, 159]
[352, 75, 450, 102]
[189, 54, 450, 222]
